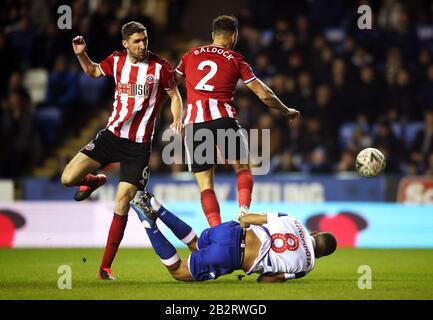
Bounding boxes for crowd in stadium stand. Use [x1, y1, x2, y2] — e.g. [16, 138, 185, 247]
[1, 0, 433, 179]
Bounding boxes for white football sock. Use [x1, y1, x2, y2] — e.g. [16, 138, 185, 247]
[150, 196, 162, 211]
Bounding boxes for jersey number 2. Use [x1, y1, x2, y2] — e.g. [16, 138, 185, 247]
[195, 60, 217, 92]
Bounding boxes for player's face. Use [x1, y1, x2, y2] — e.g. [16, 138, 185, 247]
[124, 31, 148, 62]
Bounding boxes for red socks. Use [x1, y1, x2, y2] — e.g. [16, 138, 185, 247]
[237, 169, 253, 209]
[200, 189, 221, 227]
[200, 170, 252, 227]
[100, 213, 128, 269]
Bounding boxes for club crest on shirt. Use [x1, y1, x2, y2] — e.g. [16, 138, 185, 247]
[84, 142, 95, 151]
[146, 75, 154, 84]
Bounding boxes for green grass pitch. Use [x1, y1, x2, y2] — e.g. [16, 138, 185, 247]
[1, 248, 432, 300]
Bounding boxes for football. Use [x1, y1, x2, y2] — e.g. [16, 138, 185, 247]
[356, 148, 386, 177]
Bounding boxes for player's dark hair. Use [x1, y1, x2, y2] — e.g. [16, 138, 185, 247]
[314, 232, 337, 258]
[212, 15, 238, 35]
[122, 21, 146, 40]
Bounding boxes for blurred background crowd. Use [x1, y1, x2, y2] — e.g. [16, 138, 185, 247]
[1, 0, 433, 180]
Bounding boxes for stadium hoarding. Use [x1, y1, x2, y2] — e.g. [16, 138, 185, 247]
[1, 201, 432, 248]
[397, 176, 433, 204]
[23, 174, 387, 202]
[0, 180, 14, 201]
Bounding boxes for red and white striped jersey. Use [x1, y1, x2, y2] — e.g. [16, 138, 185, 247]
[98, 50, 175, 143]
[175, 44, 256, 124]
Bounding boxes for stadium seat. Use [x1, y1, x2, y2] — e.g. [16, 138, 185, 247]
[339, 122, 357, 148]
[324, 27, 346, 43]
[78, 73, 107, 106]
[405, 121, 424, 147]
[392, 123, 403, 139]
[371, 122, 403, 139]
[35, 106, 62, 147]
[23, 69, 49, 104]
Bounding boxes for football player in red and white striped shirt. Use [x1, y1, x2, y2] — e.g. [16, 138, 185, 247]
[175, 16, 300, 227]
[61, 21, 183, 280]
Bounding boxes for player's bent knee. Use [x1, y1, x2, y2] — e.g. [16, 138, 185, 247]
[60, 171, 75, 187]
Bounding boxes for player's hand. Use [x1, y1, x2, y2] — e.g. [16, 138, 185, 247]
[238, 216, 250, 228]
[282, 107, 300, 120]
[170, 120, 183, 135]
[72, 35, 87, 55]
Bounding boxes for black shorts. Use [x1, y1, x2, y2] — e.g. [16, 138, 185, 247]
[184, 118, 249, 173]
[80, 129, 150, 190]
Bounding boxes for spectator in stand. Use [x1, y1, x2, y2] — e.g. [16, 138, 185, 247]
[286, 51, 304, 77]
[355, 65, 385, 122]
[411, 109, 433, 169]
[387, 68, 416, 119]
[0, 90, 41, 177]
[254, 53, 275, 83]
[45, 56, 79, 111]
[308, 147, 333, 174]
[295, 70, 314, 111]
[335, 149, 356, 173]
[252, 113, 283, 159]
[419, 64, 433, 111]
[300, 117, 335, 163]
[424, 152, 433, 176]
[282, 116, 304, 158]
[0, 31, 18, 92]
[373, 119, 405, 173]
[311, 84, 337, 130]
[404, 160, 419, 176]
[5, 16, 35, 68]
[273, 149, 301, 173]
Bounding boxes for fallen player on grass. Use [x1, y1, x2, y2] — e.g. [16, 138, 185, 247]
[130, 192, 337, 282]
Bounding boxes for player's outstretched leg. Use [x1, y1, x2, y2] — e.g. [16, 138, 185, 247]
[61, 153, 107, 201]
[130, 198, 181, 269]
[132, 192, 198, 251]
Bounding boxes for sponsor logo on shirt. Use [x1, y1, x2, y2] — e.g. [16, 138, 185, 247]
[117, 83, 149, 97]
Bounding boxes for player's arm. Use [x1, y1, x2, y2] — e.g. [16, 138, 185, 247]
[166, 86, 183, 134]
[72, 36, 102, 78]
[174, 72, 184, 84]
[246, 78, 300, 120]
[174, 53, 187, 84]
[239, 212, 289, 228]
[239, 213, 268, 228]
[257, 272, 306, 283]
